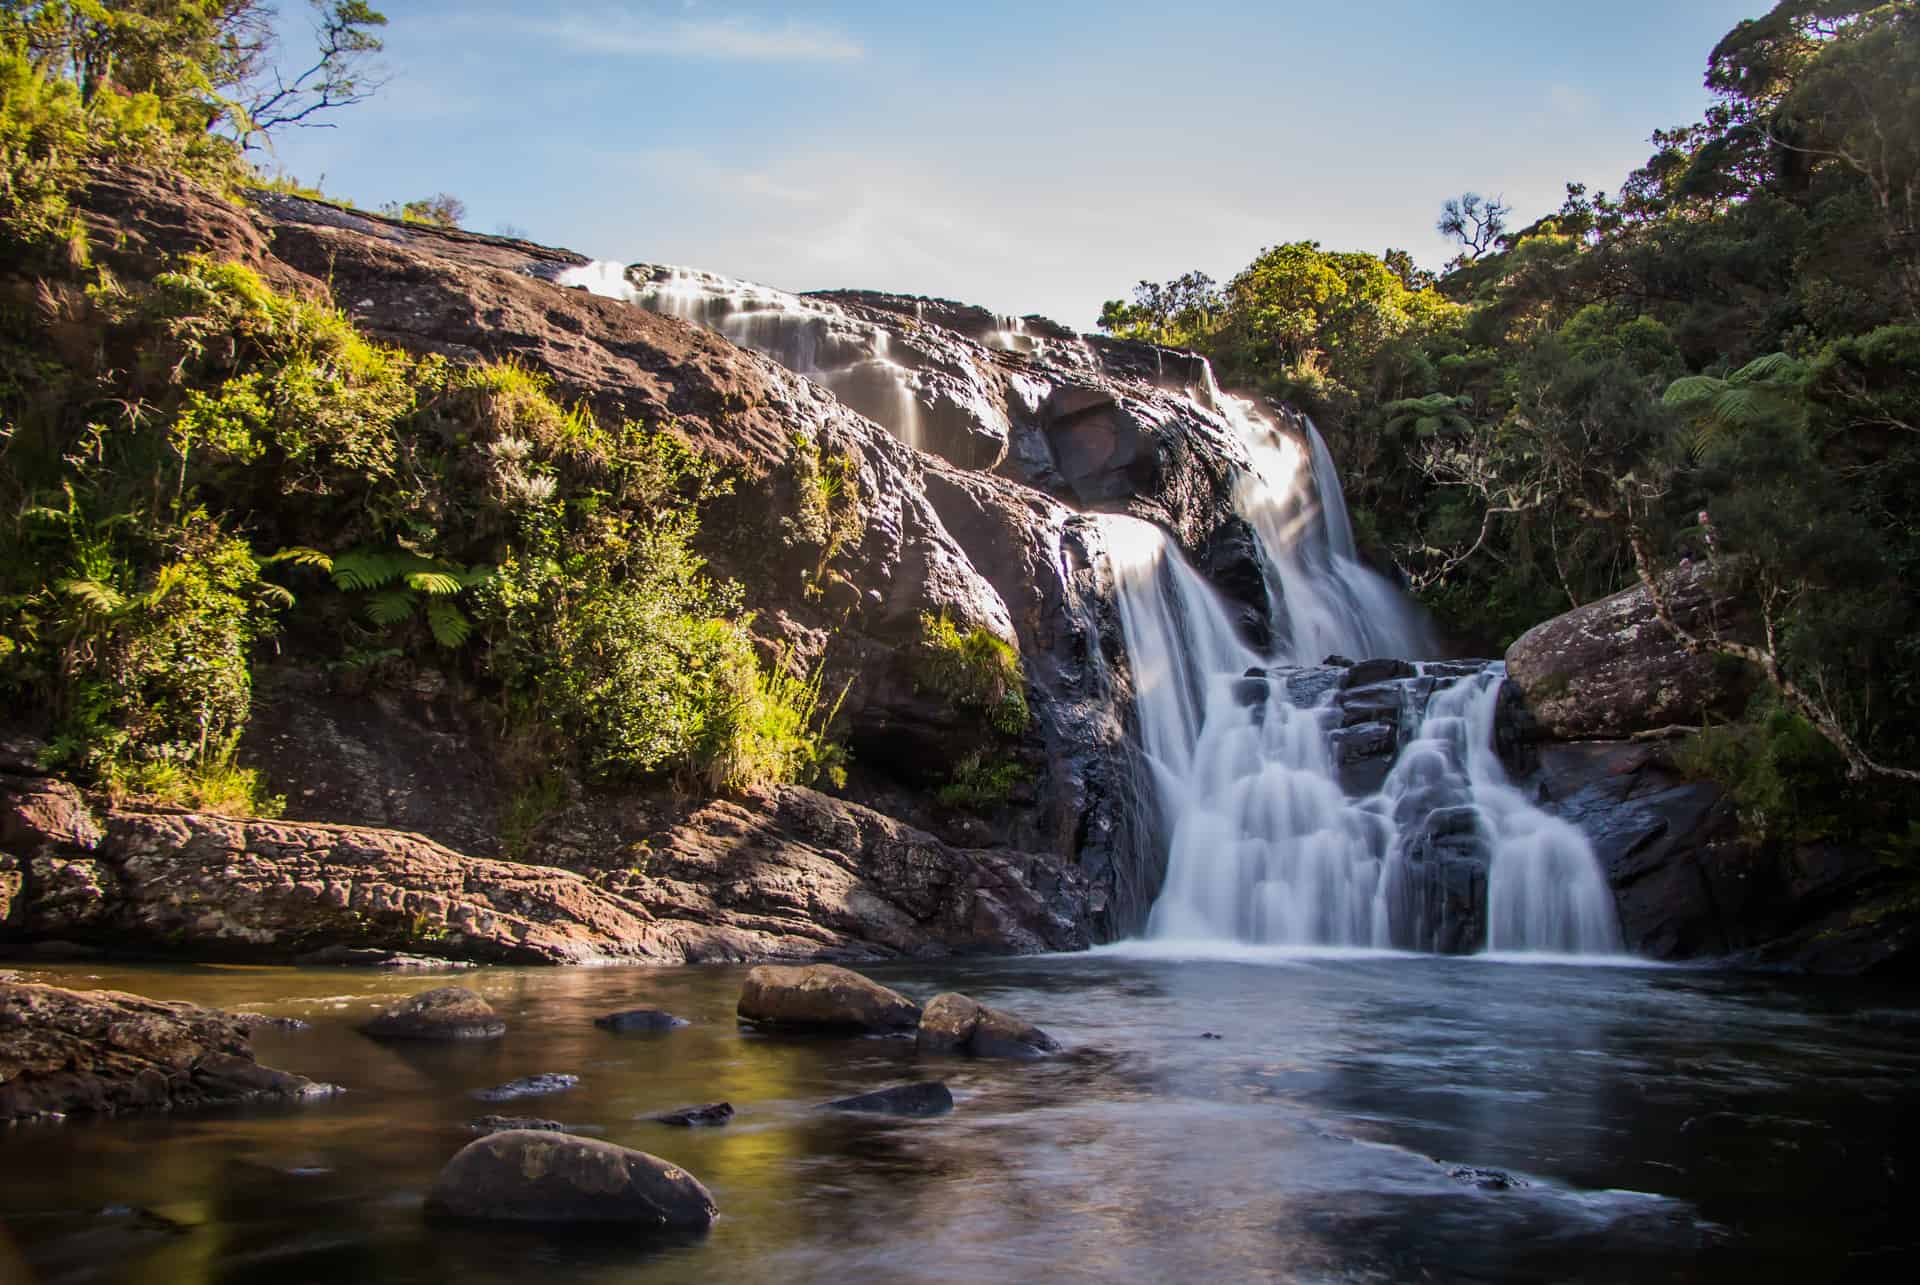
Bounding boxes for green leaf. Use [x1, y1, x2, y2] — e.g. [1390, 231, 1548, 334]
[331, 548, 408, 591]
[258, 583, 296, 608]
[425, 599, 472, 648]
[57, 579, 126, 614]
[265, 546, 334, 571]
[364, 589, 418, 627]
[404, 571, 464, 596]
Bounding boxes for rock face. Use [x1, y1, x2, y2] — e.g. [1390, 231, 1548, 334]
[425, 1130, 718, 1229]
[736, 964, 921, 1033]
[360, 988, 506, 1041]
[1505, 564, 1753, 740]
[915, 992, 1060, 1059]
[1536, 743, 1918, 973]
[0, 981, 331, 1121]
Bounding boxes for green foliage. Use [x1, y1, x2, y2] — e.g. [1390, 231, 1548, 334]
[936, 751, 1028, 810]
[916, 612, 1029, 735]
[1674, 703, 1852, 843]
[382, 192, 464, 227]
[698, 646, 850, 794]
[781, 430, 865, 598]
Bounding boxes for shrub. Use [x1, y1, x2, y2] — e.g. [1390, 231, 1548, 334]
[916, 612, 1029, 734]
[1674, 700, 1851, 842]
[936, 751, 1028, 810]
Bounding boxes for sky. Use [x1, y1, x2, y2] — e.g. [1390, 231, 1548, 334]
[264, 0, 1768, 330]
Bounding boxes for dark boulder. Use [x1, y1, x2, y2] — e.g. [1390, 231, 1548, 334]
[594, 1009, 688, 1033]
[915, 992, 1060, 1059]
[425, 1130, 718, 1229]
[822, 1081, 954, 1117]
[359, 987, 505, 1041]
[736, 964, 921, 1033]
[1341, 658, 1417, 688]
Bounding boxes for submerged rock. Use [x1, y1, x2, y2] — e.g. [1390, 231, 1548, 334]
[822, 1082, 954, 1117]
[1448, 1166, 1528, 1191]
[293, 947, 476, 970]
[359, 987, 504, 1041]
[0, 981, 334, 1122]
[425, 1130, 718, 1228]
[915, 992, 1059, 1059]
[468, 1115, 568, 1135]
[594, 1008, 688, 1033]
[474, 1074, 578, 1102]
[652, 1102, 733, 1127]
[736, 964, 921, 1033]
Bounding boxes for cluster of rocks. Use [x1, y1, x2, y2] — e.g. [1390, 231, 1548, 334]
[4, 963, 1060, 1236]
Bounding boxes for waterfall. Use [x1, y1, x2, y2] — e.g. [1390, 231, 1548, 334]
[1107, 384, 1621, 956]
[559, 262, 929, 450]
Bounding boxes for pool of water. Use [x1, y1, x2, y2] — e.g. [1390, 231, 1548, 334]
[3, 950, 1917, 1283]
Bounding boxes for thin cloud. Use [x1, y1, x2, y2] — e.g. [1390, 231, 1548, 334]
[520, 13, 863, 62]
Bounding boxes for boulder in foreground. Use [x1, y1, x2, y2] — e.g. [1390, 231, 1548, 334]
[359, 987, 505, 1041]
[0, 981, 332, 1122]
[425, 1130, 718, 1228]
[736, 964, 921, 1033]
[915, 992, 1059, 1059]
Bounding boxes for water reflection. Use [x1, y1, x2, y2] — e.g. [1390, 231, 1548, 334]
[2, 957, 1916, 1283]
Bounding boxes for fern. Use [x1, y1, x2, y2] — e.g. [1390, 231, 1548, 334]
[265, 546, 334, 571]
[57, 578, 126, 614]
[364, 589, 417, 627]
[258, 583, 296, 608]
[425, 599, 472, 648]
[404, 570, 464, 596]
[331, 547, 412, 592]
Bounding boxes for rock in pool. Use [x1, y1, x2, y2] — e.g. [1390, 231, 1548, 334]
[594, 1008, 688, 1032]
[469, 1115, 568, 1135]
[822, 1082, 954, 1117]
[425, 1130, 718, 1229]
[359, 987, 505, 1041]
[737, 964, 920, 1034]
[915, 992, 1059, 1059]
[652, 1102, 733, 1127]
[473, 1073, 579, 1102]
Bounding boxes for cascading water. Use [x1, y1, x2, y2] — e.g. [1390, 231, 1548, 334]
[1107, 386, 1621, 956]
[559, 262, 929, 449]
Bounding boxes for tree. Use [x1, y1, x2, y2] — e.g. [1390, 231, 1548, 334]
[1437, 191, 1510, 261]
[383, 193, 464, 227]
[236, 1, 387, 145]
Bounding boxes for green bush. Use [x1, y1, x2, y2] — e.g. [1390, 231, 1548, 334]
[916, 612, 1029, 734]
[1674, 701, 1852, 843]
[936, 751, 1028, 810]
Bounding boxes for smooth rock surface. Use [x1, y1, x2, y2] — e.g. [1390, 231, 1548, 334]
[424, 1130, 717, 1228]
[359, 988, 505, 1042]
[915, 992, 1060, 1059]
[736, 964, 921, 1033]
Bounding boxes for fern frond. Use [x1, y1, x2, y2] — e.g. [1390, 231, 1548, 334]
[57, 578, 126, 614]
[457, 564, 496, 590]
[331, 548, 408, 591]
[141, 563, 189, 608]
[258, 583, 295, 608]
[404, 570, 464, 596]
[1662, 375, 1723, 407]
[363, 589, 418, 627]
[425, 600, 472, 648]
[1734, 351, 1802, 383]
[265, 546, 334, 571]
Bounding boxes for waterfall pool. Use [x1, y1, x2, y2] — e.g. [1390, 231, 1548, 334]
[3, 955, 1915, 1283]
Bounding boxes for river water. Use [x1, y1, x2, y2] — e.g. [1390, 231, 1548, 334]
[3, 953, 1916, 1284]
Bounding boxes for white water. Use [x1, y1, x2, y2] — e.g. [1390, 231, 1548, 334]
[559, 262, 929, 449]
[1107, 386, 1620, 956]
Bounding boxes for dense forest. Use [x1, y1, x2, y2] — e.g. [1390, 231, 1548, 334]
[1101, 0, 1920, 848]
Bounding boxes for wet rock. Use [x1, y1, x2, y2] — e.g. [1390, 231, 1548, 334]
[425, 1130, 718, 1229]
[652, 1102, 733, 1127]
[1448, 1166, 1527, 1191]
[1505, 562, 1753, 740]
[1342, 658, 1417, 688]
[1200, 1032, 1224, 1040]
[474, 1073, 579, 1102]
[469, 1115, 568, 1135]
[822, 1081, 954, 1117]
[915, 992, 1059, 1059]
[594, 1008, 688, 1033]
[0, 981, 334, 1122]
[359, 987, 505, 1041]
[736, 964, 921, 1033]
[232, 1014, 311, 1033]
[293, 946, 475, 969]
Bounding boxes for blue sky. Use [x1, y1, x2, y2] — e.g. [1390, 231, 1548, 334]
[265, 0, 1767, 328]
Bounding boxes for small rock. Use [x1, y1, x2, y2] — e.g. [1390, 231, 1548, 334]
[1341, 658, 1418, 688]
[652, 1102, 733, 1127]
[359, 987, 504, 1041]
[1200, 1032, 1224, 1040]
[469, 1115, 567, 1135]
[915, 993, 1058, 1059]
[474, 1074, 579, 1102]
[296, 946, 474, 970]
[1323, 654, 1357, 668]
[425, 1130, 718, 1228]
[594, 1008, 688, 1032]
[822, 1082, 954, 1117]
[1448, 1166, 1526, 1191]
[737, 963, 920, 1034]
